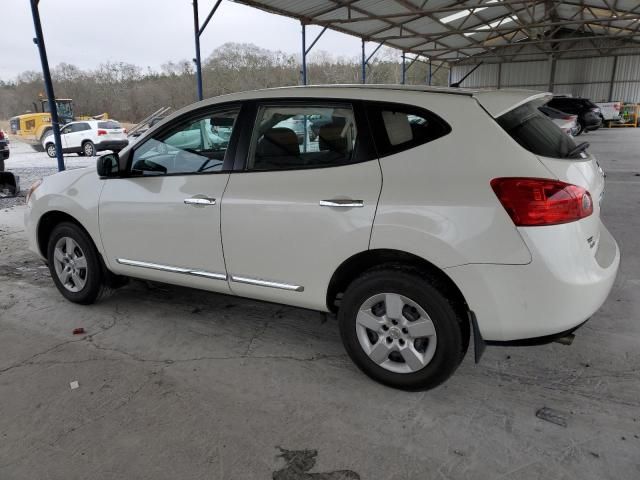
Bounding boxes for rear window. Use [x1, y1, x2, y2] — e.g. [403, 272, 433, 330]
[497, 100, 580, 159]
[367, 102, 451, 157]
[98, 121, 121, 129]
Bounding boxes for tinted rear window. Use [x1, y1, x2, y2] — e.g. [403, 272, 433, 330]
[98, 121, 121, 129]
[367, 102, 451, 157]
[497, 100, 580, 159]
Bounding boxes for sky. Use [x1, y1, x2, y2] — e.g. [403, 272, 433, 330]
[2, 0, 374, 80]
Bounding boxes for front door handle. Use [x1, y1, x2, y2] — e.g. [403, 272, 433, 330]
[319, 199, 364, 208]
[184, 197, 216, 206]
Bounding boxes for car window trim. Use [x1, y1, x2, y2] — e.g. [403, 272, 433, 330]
[232, 98, 377, 173]
[123, 101, 245, 178]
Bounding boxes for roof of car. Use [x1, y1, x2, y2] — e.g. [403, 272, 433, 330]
[152, 84, 550, 136]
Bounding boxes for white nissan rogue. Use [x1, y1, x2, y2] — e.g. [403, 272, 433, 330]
[24, 85, 620, 390]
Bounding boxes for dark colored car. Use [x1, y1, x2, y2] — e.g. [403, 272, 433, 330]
[0, 130, 9, 172]
[545, 96, 602, 135]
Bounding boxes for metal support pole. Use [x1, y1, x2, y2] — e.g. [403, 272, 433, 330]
[361, 39, 366, 84]
[608, 56, 618, 102]
[301, 23, 307, 85]
[548, 55, 557, 92]
[193, 0, 203, 101]
[401, 52, 406, 84]
[30, 0, 64, 172]
[428, 60, 432, 86]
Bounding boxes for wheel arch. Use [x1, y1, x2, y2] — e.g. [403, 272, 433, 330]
[327, 249, 469, 315]
[37, 210, 95, 260]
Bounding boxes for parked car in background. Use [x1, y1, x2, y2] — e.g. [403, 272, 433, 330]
[545, 96, 602, 134]
[539, 105, 579, 136]
[42, 120, 128, 158]
[595, 102, 622, 124]
[0, 130, 9, 171]
[24, 86, 619, 391]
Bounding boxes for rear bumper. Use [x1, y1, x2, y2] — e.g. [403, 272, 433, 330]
[445, 220, 620, 341]
[96, 140, 128, 151]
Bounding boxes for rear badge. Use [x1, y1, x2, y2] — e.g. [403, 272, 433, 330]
[587, 236, 596, 249]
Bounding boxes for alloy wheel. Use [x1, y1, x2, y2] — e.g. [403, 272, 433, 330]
[53, 236, 88, 292]
[355, 293, 438, 374]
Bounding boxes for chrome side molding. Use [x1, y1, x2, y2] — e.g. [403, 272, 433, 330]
[116, 259, 303, 292]
[116, 258, 227, 280]
[230, 275, 304, 292]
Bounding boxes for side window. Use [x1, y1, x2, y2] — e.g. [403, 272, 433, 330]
[61, 125, 73, 135]
[367, 102, 451, 157]
[247, 104, 357, 171]
[130, 107, 239, 175]
[77, 123, 91, 132]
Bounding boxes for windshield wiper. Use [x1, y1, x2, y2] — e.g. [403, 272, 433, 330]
[566, 142, 589, 158]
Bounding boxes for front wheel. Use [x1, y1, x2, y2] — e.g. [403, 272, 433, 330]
[47, 222, 105, 304]
[45, 143, 56, 158]
[82, 141, 96, 157]
[339, 268, 465, 391]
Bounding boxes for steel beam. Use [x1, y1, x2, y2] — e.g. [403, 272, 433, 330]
[193, 0, 203, 101]
[302, 23, 307, 85]
[30, 0, 64, 172]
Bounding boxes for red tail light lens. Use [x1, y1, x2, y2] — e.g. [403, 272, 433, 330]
[491, 178, 593, 226]
[97, 129, 107, 136]
[0, 130, 4, 140]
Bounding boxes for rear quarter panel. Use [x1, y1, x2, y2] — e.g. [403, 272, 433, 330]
[370, 92, 553, 268]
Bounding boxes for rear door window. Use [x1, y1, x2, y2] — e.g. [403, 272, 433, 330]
[497, 100, 580, 159]
[366, 102, 451, 157]
[246, 104, 358, 171]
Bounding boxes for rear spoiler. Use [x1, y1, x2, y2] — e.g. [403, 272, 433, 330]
[473, 90, 552, 118]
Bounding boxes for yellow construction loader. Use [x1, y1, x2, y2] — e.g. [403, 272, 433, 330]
[9, 98, 108, 151]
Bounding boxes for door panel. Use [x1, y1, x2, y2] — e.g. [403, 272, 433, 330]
[221, 162, 381, 310]
[99, 174, 231, 292]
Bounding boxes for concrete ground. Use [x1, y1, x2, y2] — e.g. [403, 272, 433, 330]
[0, 129, 639, 480]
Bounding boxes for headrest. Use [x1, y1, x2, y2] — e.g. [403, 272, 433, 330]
[257, 127, 300, 157]
[318, 124, 348, 153]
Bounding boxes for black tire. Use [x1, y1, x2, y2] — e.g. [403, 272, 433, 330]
[82, 141, 96, 157]
[575, 121, 584, 136]
[46, 222, 106, 304]
[45, 143, 56, 158]
[339, 267, 465, 391]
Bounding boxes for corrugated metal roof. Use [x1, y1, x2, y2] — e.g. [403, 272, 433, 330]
[233, 0, 640, 63]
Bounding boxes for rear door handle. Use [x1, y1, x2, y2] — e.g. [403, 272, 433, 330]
[319, 199, 364, 208]
[184, 197, 216, 206]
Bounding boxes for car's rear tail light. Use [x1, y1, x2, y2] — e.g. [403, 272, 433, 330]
[97, 129, 107, 136]
[124, 128, 128, 134]
[0, 130, 4, 140]
[491, 178, 593, 226]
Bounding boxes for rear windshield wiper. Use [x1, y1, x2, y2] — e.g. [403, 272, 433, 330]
[566, 142, 589, 158]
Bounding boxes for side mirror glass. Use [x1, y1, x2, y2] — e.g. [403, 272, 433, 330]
[96, 153, 120, 178]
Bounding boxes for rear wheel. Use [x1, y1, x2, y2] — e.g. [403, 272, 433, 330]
[47, 222, 105, 304]
[45, 143, 56, 158]
[339, 267, 465, 391]
[575, 121, 584, 136]
[82, 141, 96, 157]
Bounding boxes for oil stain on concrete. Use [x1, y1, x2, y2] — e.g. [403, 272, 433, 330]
[273, 447, 360, 480]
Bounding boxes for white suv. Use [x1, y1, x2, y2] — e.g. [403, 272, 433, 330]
[42, 120, 128, 158]
[24, 86, 619, 390]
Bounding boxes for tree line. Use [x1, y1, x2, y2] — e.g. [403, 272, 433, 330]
[0, 42, 449, 123]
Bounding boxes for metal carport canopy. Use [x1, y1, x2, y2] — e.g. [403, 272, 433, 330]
[232, 0, 640, 62]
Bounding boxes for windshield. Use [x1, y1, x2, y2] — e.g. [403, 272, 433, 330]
[497, 99, 581, 159]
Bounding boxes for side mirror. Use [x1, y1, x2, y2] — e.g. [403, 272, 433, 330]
[96, 153, 120, 178]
